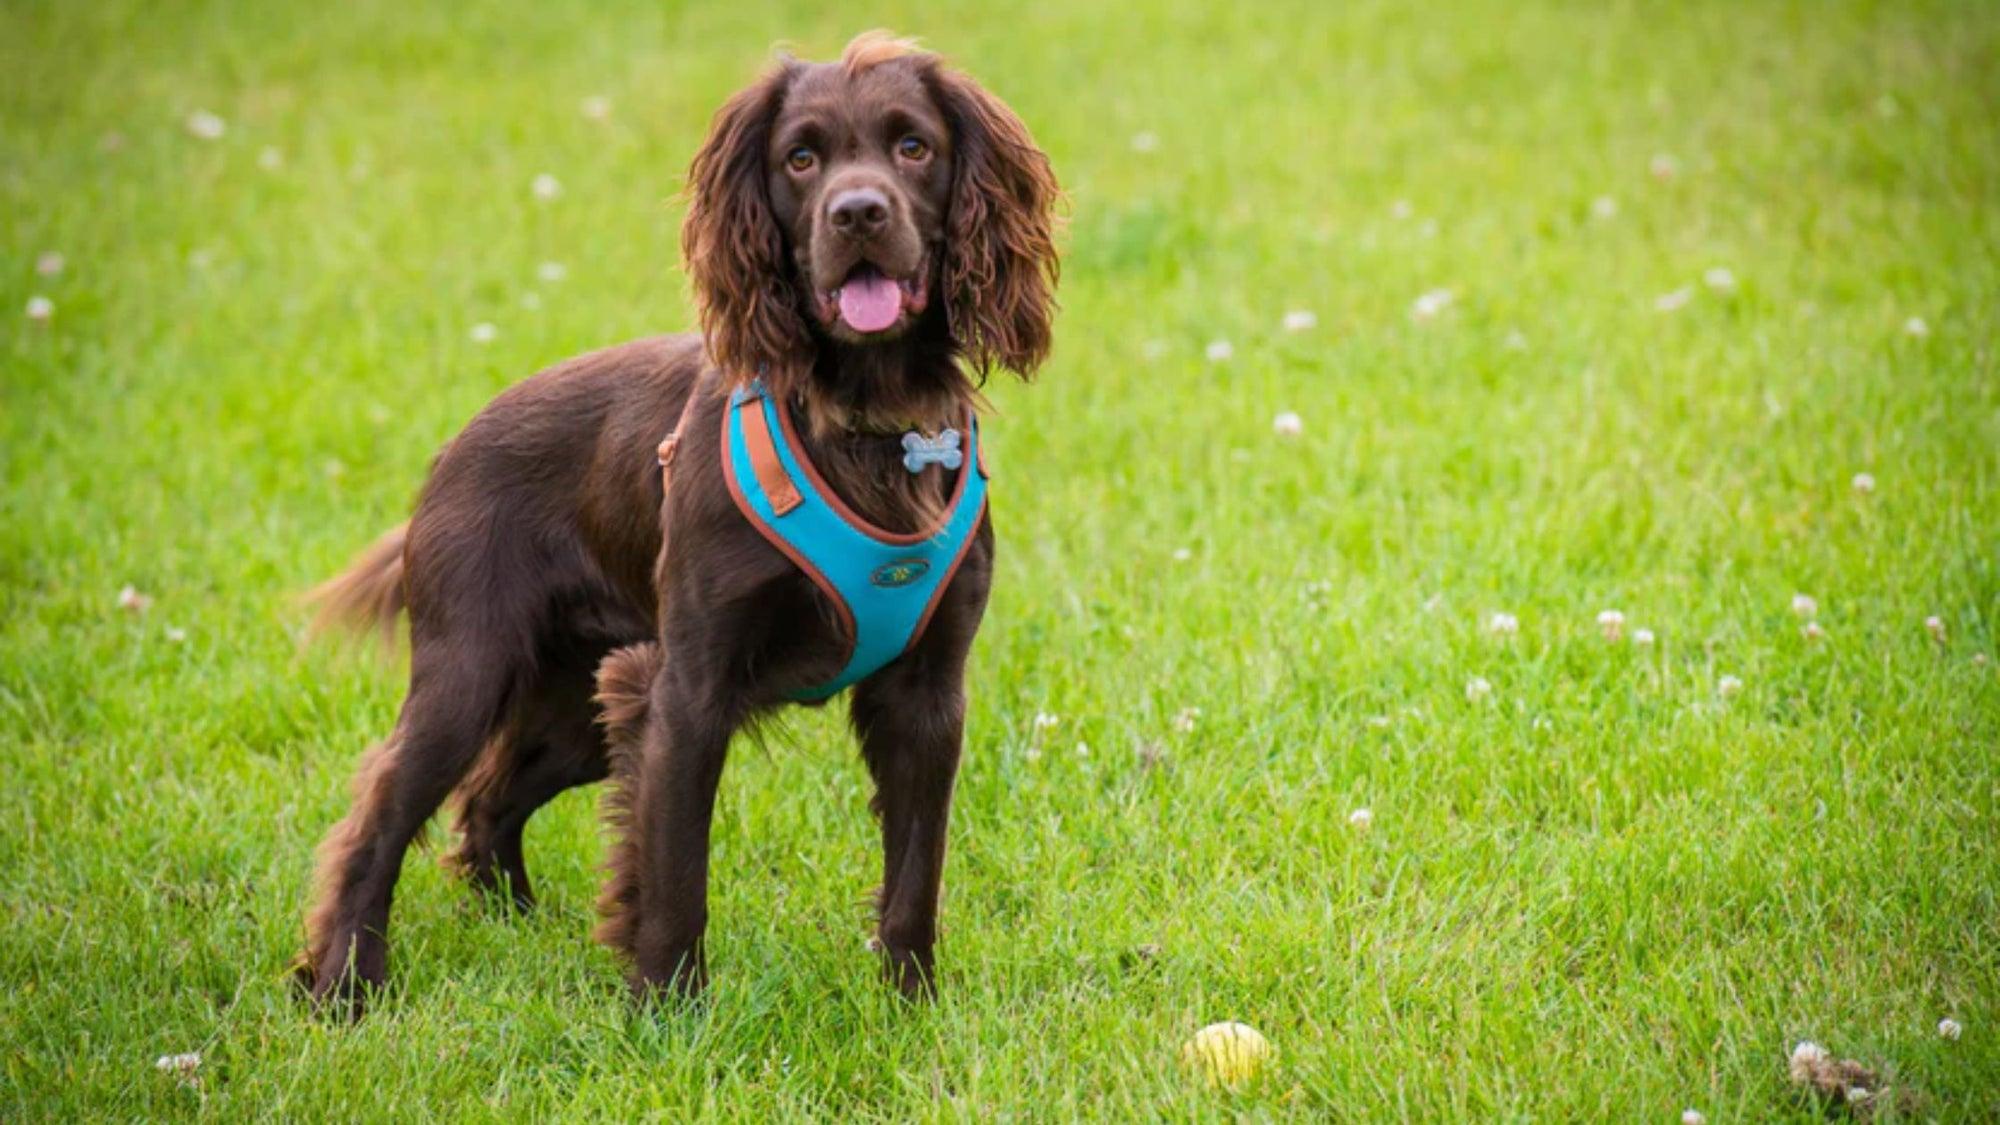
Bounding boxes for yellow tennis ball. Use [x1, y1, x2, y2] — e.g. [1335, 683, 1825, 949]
[1179, 1021, 1273, 1086]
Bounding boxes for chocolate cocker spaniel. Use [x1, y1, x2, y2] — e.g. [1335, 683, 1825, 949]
[297, 32, 1060, 1016]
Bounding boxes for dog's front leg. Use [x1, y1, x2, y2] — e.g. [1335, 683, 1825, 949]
[852, 657, 968, 999]
[626, 662, 737, 1001]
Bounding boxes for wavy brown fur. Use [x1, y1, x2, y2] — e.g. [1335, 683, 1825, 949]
[592, 642, 662, 961]
[682, 64, 812, 402]
[926, 61, 1063, 380]
[682, 34, 1061, 430]
[304, 522, 409, 647]
[293, 731, 408, 996]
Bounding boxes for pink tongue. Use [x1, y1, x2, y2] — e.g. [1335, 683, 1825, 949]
[838, 274, 902, 332]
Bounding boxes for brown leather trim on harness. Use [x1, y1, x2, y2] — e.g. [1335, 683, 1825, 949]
[774, 396, 975, 545]
[906, 493, 987, 654]
[719, 394, 858, 650]
[656, 385, 705, 493]
[737, 396, 803, 516]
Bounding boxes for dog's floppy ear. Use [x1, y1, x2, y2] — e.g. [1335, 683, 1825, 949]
[682, 62, 813, 388]
[927, 66, 1063, 380]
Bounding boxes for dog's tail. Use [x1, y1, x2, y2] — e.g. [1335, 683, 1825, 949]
[593, 641, 663, 963]
[306, 523, 410, 647]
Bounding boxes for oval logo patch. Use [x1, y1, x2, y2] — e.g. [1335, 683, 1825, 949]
[871, 558, 931, 588]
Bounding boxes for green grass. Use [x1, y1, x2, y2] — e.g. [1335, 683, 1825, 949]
[4, 0, 1998, 1118]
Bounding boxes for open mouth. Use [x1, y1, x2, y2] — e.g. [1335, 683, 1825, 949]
[822, 263, 926, 335]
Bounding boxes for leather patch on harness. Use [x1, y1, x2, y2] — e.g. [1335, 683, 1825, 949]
[739, 400, 802, 516]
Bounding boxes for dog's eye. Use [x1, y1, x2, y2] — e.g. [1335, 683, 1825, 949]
[785, 147, 817, 173]
[896, 136, 929, 161]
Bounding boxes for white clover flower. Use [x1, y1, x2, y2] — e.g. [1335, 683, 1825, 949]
[1702, 267, 1736, 293]
[257, 146, 284, 171]
[581, 95, 613, 120]
[1851, 472, 1876, 494]
[531, 173, 563, 200]
[469, 322, 498, 344]
[25, 295, 53, 322]
[1074, 741, 1090, 757]
[1129, 131, 1159, 153]
[1597, 609, 1626, 642]
[1348, 807, 1373, 830]
[1410, 289, 1453, 321]
[1032, 712, 1060, 731]
[1365, 715, 1392, 729]
[1681, 1110, 1706, 1125]
[1466, 676, 1493, 703]
[1803, 621, 1827, 641]
[1789, 1040, 1829, 1082]
[184, 110, 225, 139]
[35, 251, 64, 276]
[1171, 547, 1192, 562]
[1281, 309, 1317, 332]
[1632, 627, 1656, 647]
[536, 261, 568, 283]
[1171, 707, 1200, 734]
[154, 1052, 201, 1086]
[1925, 615, 1946, 641]
[1650, 152, 1679, 179]
[165, 626, 187, 643]
[1904, 316, 1929, 337]
[1487, 612, 1519, 637]
[1390, 199, 1414, 220]
[1938, 1017, 1962, 1040]
[117, 585, 152, 614]
[1974, 653, 1988, 667]
[1204, 339, 1233, 362]
[1717, 675, 1743, 698]
[1591, 195, 1618, 219]
[1654, 288, 1692, 312]
[1272, 411, 1303, 436]
[1791, 593, 1818, 617]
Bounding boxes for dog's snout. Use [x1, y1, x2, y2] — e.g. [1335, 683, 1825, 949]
[827, 188, 891, 239]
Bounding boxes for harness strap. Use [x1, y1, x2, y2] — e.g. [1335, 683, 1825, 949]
[656, 385, 704, 492]
[719, 379, 988, 700]
[737, 395, 803, 515]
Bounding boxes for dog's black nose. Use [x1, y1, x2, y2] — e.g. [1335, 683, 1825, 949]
[827, 188, 890, 239]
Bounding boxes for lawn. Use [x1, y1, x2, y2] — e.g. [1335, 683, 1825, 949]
[3, 0, 1998, 1119]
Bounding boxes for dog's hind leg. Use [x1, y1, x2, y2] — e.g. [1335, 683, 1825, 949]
[447, 660, 611, 911]
[297, 638, 516, 1019]
[590, 642, 662, 963]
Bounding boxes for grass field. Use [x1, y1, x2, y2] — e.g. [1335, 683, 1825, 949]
[5, 0, 1999, 1118]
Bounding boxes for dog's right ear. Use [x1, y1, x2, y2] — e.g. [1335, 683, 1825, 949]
[682, 62, 812, 389]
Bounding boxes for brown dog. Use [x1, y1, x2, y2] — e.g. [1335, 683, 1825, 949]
[297, 32, 1060, 1015]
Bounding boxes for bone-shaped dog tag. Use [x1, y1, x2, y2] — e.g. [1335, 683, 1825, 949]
[902, 428, 964, 473]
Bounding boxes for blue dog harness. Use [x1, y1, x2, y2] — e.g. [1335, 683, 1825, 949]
[696, 380, 987, 700]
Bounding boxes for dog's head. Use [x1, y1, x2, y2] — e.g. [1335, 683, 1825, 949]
[683, 33, 1061, 401]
